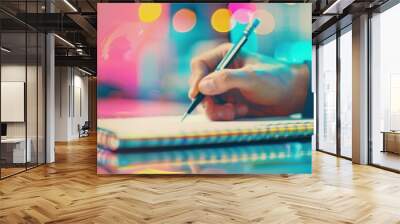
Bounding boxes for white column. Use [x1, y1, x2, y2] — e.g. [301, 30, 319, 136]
[46, 33, 55, 163]
[46, 1, 55, 163]
[352, 14, 369, 164]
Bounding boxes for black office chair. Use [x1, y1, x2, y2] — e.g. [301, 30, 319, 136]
[79, 121, 90, 138]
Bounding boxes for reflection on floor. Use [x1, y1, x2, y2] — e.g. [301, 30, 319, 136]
[1, 135, 400, 223]
[0, 167, 25, 177]
[0, 162, 43, 178]
[373, 150, 400, 171]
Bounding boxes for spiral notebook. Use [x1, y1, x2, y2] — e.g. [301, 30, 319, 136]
[98, 141, 311, 168]
[97, 115, 313, 151]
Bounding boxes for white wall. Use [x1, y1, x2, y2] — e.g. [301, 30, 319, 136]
[54, 67, 89, 141]
[1, 65, 41, 138]
[55, 67, 69, 141]
[72, 73, 89, 138]
[1, 65, 26, 139]
[1, 82, 25, 122]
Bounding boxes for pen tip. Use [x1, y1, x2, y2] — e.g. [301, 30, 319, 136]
[181, 112, 188, 122]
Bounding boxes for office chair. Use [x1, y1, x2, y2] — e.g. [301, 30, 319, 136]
[79, 121, 90, 138]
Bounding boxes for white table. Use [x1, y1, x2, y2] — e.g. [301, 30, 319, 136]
[1, 138, 31, 163]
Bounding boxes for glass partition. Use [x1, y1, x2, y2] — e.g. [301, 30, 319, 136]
[1, 30, 28, 177]
[0, 1, 46, 179]
[27, 30, 38, 169]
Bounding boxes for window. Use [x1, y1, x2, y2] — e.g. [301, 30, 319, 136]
[317, 36, 337, 154]
[371, 3, 400, 171]
[339, 28, 352, 158]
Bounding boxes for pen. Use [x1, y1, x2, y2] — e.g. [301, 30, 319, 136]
[181, 18, 261, 122]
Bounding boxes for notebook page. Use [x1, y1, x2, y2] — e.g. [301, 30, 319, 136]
[98, 115, 312, 140]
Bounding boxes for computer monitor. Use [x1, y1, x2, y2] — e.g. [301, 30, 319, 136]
[1, 123, 7, 137]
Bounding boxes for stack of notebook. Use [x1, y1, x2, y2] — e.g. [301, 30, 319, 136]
[97, 115, 314, 174]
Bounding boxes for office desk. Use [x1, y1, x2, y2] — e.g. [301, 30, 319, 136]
[1, 138, 31, 164]
[382, 131, 400, 154]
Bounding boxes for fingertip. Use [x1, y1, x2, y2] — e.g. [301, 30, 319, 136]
[188, 87, 197, 99]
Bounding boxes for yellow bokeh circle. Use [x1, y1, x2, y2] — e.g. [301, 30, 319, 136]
[211, 8, 233, 33]
[138, 3, 162, 23]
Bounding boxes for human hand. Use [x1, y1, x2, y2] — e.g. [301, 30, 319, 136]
[188, 43, 309, 121]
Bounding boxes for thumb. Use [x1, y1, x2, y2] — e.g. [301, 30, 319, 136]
[198, 68, 249, 95]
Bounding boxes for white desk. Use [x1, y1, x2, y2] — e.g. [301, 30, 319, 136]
[1, 138, 31, 163]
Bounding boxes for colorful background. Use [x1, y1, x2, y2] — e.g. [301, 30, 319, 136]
[97, 3, 312, 118]
[97, 3, 312, 174]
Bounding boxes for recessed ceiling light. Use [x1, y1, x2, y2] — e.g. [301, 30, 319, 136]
[1, 47, 11, 53]
[63, 0, 78, 12]
[323, 0, 343, 14]
[54, 34, 75, 48]
[78, 67, 93, 76]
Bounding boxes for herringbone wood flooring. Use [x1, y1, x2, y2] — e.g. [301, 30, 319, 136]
[1, 135, 400, 224]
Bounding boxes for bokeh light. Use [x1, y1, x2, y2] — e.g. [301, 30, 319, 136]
[232, 9, 252, 24]
[138, 3, 162, 23]
[252, 9, 275, 35]
[228, 3, 257, 13]
[229, 3, 257, 25]
[172, 9, 197, 33]
[211, 8, 233, 33]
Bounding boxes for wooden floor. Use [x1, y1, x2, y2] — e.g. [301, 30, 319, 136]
[1, 167, 26, 178]
[373, 150, 400, 171]
[1, 135, 400, 224]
